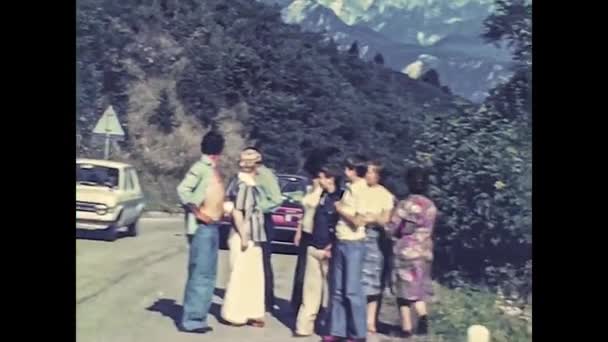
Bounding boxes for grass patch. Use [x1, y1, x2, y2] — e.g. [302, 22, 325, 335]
[379, 283, 531, 342]
[429, 284, 530, 342]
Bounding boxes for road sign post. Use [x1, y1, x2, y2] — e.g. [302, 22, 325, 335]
[104, 133, 111, 160]
[92, 105, 125, 160]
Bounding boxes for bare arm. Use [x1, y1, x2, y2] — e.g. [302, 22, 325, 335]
[386, 205, 404, 236]
[232, 208, 246, 237]
[294, 222, 303, 246]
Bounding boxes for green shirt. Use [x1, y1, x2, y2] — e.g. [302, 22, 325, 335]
[176, 155, 214, 235]
[254, 165, 283, 213]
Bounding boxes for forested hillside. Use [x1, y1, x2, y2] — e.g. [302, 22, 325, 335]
[77, 0, 531, 302]
[77, 0, 463, 192]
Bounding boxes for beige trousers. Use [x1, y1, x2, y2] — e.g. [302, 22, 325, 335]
[295, 246, 330, 335]
[221, 230, 265, 325]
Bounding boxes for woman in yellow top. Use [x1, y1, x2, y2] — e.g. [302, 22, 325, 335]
[360, 161, 395, 335]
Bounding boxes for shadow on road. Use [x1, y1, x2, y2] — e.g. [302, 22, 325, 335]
[209, 288, 232, 326]
[209, 288, 300, 331]
[76, 229, 129, 241]
[146, 288, 302, 333]
[146, 298, 183, 329]
[270, 296, 296, 331]
[145, 288, 229, 329]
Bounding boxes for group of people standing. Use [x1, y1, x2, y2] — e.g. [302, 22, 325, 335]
[292, 156, 437, 341]
[175, 131, 437, 342]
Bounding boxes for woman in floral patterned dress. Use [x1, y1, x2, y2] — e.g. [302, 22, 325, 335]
[386, 167, 437, 338]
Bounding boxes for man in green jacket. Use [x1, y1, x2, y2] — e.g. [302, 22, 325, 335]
[241, 147, 283, 312]
[176, 131, 225, 334]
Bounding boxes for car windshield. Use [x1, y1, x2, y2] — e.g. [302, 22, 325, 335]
[76, 164, 120, 188]
[280, 178, 306, 193]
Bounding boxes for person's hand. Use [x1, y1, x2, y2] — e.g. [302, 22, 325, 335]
[223, 201, 235, 215]
[186, 203, 198, 213]
[363, 213, 378, 224]
[294, 229, 302, 246]
[323, 245, 332, 259]
[240, 234, 250, 251]
[312, 178, 321, 189]
[193, 209, 205, 221]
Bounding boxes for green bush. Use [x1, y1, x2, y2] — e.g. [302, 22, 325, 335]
[408, 105, 531, 296]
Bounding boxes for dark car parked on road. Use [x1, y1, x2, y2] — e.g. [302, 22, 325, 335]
[218, 174, 311, 254]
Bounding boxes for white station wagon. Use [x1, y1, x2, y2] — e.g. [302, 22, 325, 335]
[76, 159, 145, 241]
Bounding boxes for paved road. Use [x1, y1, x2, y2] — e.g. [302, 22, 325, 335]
[76, 218, 404, 342]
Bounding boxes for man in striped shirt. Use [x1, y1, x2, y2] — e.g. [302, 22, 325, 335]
[241, 147, 283, 313]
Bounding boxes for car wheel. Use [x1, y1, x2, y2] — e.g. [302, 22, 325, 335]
[105, 224, 117, 242]
[127, 220, 139, 237]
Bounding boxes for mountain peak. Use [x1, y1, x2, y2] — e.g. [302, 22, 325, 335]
[275, 0, 496, 46]
[271, 0, 511, 102]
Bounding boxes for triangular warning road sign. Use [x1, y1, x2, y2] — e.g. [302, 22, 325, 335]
[92, 105, 125, 137]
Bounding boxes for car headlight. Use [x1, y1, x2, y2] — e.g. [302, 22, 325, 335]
[95, 204, 115, 215]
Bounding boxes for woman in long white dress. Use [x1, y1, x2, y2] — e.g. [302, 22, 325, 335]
[221, 151, 267, 327]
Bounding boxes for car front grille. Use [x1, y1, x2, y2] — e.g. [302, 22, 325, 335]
[76, 201, 98, 212]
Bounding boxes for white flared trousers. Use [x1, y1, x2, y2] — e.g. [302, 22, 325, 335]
[221, 230, 265, 325]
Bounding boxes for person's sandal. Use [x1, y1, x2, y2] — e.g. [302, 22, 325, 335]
[247, 319, 265, 328]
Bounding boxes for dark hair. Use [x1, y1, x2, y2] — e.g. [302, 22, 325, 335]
[345, 154, 368, 178]
[406, 167, 429, 195]
[319, 163, 343, 188]
[366, 159, 384, 180]
[201, 131, 225, 155]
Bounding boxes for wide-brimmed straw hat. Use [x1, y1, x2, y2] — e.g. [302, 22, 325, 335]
[239, 149, 262, 168]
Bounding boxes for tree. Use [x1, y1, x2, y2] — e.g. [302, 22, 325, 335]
[407, 106, 531, 294]
[348, 41, 359, 57]
[482, 0, 532, 120]
[420, 69, 441, 88]
[148, 90, 178, 134]
[401, 0, 532, 294]
[373, 53, 384, 65]
[482, 0, 531, 70]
